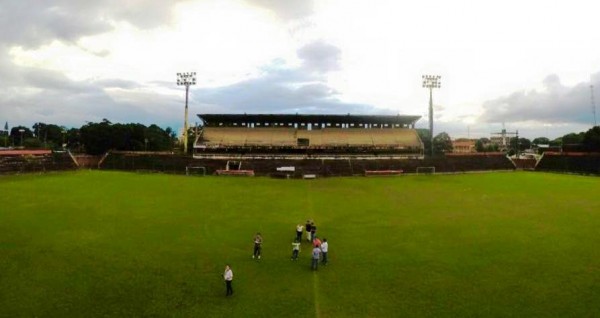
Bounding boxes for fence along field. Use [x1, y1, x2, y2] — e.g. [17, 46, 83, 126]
[0, 171, 599, 317]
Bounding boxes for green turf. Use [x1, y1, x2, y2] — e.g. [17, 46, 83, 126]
[1, 171, 599, 317]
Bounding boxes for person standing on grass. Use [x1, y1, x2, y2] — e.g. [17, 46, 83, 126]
[291, 239, 301, 260]
[320, 238, 328, 265]
[253, 232, 263, 259]
[310, 222, 317, 242]
[305, 220, 312, 242]
[311, 245, 321, 270]
[296, 224, 303, 242]
[224, 265, 233, 296]
[313, 236, 321, 248]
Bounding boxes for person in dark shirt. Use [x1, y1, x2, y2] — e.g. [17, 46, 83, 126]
[305, 220, 312, 242]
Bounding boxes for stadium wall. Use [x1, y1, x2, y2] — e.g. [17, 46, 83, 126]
[99, 152, 515, 176]
[535, 152, 600, 175]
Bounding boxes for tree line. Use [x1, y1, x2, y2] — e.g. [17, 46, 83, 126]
[418, 126, 600, 155]
[1, 120, 599, 155]
[0, 120, 180, 155]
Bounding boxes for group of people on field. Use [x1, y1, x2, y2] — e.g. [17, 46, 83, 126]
[223, 219, 330, 296]
[293, 220, 328, 270]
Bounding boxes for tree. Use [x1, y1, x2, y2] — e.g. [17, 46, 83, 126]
[23, 137, 42, 148]
[433, 132, 453, 155]
[0, 135, 9, 148]
[560, 132, 586, 151]
[9, 126, 33, 147]
[509, 137, 532, 152]
[79, 120, 113, 155]
[582, 126, 600, 151]
[65, 128, 81, 152]
[532, 137, 550, 145]
[561, 132, 585, 145]
[32, 122, 65, 149]
[79, 120, 178, 154]
[416, 129, 432, 155]
[146, 124, 176, 151]
[550, 137, 562, 147]
[475, 138, 490, 152]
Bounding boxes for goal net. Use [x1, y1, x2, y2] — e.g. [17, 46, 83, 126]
[186, 166, 206, 176]
[416, 166, 435, 175]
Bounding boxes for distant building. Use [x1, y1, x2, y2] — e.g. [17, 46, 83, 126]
[452, 138, 476, 153]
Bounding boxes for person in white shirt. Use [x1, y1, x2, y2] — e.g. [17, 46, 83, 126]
[296, 224, 303, 242]
[224, 265, 233, 296]
[253, 232, 263, 259]
[291, 239, 301, 260]
[320, 238, 329, 265]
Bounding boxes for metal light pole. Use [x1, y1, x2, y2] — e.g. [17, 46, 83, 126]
[177, 72, 196, 154]
[422, 75, 441, 156]
[61, 129, 66, 149]
[591, 83, 597, 127]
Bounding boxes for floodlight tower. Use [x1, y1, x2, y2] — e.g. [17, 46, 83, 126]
[591, 83, 597, 127]
[177, 72, 196, 154]
[422, 75, 441, 156]
[18, 128, 25, 147]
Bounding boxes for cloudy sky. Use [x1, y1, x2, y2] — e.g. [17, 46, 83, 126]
[1, 0, 599, 139]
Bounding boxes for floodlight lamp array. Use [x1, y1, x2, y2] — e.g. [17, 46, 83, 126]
[422, 75, 441, 88]
[177, 72, 197, 86]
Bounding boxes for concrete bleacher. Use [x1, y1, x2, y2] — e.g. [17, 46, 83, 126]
[202, 127, 297, 147]
[536, 152, 600, 175]
[371, 129, 421, 149]
[100, 151, 209, 174]
[0, 150, 77, 174]
[202, 127, 247, 146]
[198, 127, 422, 152]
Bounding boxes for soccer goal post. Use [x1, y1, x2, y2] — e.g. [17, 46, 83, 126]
[416, 166, 435, 175]
[186, 166, 206, 176]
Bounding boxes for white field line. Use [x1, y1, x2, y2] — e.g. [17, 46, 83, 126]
[313, 270, 321, 318]
[306, 182, 321, 318]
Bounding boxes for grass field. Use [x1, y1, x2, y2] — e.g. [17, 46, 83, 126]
[1, 171, 599, 317]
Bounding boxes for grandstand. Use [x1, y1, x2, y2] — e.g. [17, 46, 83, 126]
[194, 114, 423, 158]
[96, 114, 517, 177]
[111, 113, 512, 177]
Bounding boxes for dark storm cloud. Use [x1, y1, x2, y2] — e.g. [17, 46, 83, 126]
[193, 41, 378, 115]
[0, 0, 184, 48]
[479, 73, 599, 125]
[245, 0, 314, 20]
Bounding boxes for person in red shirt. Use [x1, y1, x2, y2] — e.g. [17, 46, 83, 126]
[313, 236, 321, 247]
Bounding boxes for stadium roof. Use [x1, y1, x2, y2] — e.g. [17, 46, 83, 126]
[197, 114, 421, 127]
